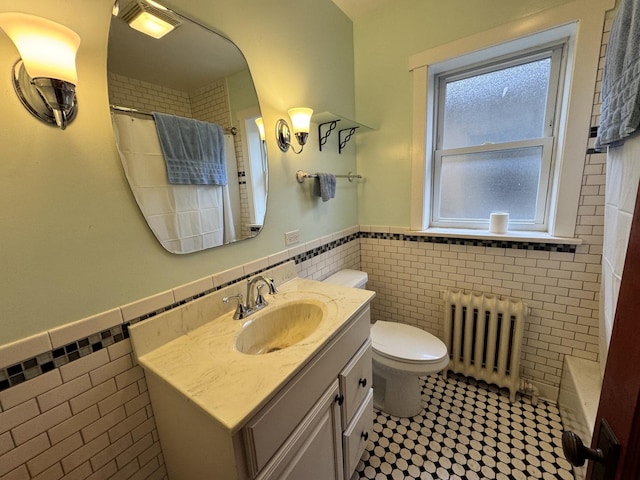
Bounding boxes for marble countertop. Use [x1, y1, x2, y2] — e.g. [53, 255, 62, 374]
[129, 277, 375, 433]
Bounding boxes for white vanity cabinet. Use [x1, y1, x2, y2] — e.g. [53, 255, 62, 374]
[244, 306, 373, 480]
[141, 299, 374, 480]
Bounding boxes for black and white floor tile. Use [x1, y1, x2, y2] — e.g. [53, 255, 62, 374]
[354, 373, 574, 480]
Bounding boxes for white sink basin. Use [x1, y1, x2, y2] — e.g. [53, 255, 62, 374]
[235, 301, 326, 354]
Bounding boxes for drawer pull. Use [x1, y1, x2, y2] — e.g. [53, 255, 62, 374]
[361, 431, 369, 441]
[358, 378, 367, 388]
[335, 394, 344, 406]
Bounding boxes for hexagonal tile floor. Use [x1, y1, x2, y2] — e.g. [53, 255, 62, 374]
[353, 373, 574, 480]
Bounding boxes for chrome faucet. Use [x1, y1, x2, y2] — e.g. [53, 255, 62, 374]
[246, 276, 278, 310]
[223, 275, 277, 320]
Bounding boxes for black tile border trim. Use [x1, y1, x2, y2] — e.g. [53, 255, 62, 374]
[0, 230, 577, 391]
[0, 324, 131, 392]
[359, 231, 577, 253]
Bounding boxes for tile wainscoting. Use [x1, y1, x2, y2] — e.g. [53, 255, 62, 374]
[360, 230, 601, 402]
[0, 223, 602, 479]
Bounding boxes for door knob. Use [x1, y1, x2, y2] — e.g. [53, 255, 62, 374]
[562, 431, 604, 466]
[562, 419, 620, 480]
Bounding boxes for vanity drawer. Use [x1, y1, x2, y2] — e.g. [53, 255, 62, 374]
[243, 306, 370, 477]
[339, 339, 372, 429]
[343, 388, 374, 477]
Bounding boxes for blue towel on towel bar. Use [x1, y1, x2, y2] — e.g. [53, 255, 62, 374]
[313, 173, 336, 202]
[596, 0, 640, 147]
[152, 112, 227, 185]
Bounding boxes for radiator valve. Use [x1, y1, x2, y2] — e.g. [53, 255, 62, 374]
[518, 379, 539, 406]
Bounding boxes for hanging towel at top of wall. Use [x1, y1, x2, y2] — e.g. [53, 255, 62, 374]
[596, 0, 640, 148]
[152, 112, 227, 185]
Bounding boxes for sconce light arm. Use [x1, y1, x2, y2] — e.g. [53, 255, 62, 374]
[12, 60, 78, 129]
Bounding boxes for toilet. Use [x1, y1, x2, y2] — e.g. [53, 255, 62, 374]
[323, 269, 449, 417]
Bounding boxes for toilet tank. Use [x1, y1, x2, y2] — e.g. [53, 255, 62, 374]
[323, 269, 368, 289]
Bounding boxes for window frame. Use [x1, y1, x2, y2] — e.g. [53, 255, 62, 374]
[430, 45, 565, 231]
[408, 0, 613, 239]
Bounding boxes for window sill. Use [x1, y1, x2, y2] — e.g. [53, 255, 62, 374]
[411, 228, 582, 245]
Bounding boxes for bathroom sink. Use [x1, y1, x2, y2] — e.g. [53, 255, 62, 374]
[235, 301, 325, 355]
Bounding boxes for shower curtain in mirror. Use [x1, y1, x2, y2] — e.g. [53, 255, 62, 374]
[111, 113, 238, 254]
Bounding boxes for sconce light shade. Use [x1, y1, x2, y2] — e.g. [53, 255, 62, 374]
[255, 117, 266, 141]
[288, 108, 313, 133]
[276, 107, 313, 154]
[288, 107, 313, 148]
[0, 12, 80, 84]
[0, 12, 80, 129]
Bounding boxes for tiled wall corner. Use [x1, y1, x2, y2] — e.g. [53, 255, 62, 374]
[295, 227, 361, 281]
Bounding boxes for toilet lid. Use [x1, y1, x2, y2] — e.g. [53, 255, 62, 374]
[371, 321, 447, 364]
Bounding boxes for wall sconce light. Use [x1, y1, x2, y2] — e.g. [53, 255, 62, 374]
[0, 12, 80, 130]
[120, 0, 181, 39]
[276, 107, 313, 154]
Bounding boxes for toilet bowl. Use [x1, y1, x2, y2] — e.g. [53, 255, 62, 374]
[323, 269, 449, 417]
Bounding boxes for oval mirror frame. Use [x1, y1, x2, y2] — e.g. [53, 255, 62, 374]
[107, 0, 267, 254]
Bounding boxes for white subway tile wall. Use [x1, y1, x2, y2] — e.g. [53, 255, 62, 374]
[189, 80, 229, 126]
[108, 73, 192, 118]
[361, 237, 600, 391]
[0, 341, 166, 480]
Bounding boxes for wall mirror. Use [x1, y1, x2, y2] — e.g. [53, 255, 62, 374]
[107, 0, 267, 254]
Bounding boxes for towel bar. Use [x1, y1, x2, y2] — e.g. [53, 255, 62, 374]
[110, 104, 238, 135]
[295, 170, 362, 183]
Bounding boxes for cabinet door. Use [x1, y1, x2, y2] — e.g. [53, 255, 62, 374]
[257, 380, 344, 480]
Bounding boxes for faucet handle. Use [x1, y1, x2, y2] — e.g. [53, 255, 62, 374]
[255, 284, 268, 309]
[266, 277, 278, 294]
[223, 294, 248, 320]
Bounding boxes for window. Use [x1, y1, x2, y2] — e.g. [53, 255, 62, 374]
[432, 45, 564, 231]
[409, 3, 610, 239]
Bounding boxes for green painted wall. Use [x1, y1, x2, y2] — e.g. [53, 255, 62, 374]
[227, 68, 259, 116]
[0, 0, 356, 345]
[353, 0, 575, 226]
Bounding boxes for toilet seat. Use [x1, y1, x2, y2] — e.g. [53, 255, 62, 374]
[371, 321, 448, 365]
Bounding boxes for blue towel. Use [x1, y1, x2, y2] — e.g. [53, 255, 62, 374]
[312, 173, 336, 202]
[596, 0, 640, 148]
[152, 112, 227, 185]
